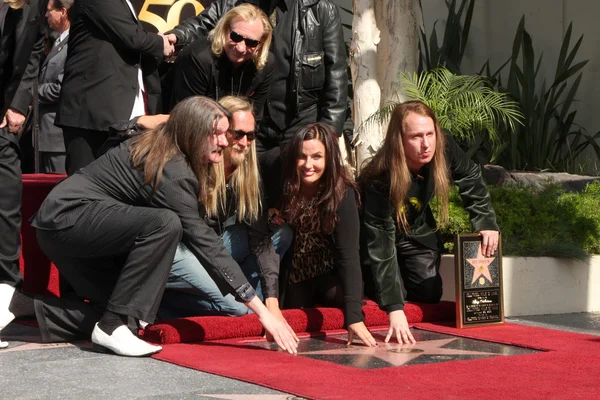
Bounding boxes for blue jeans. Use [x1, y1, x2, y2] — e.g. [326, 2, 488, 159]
[159, 222, 293, 318]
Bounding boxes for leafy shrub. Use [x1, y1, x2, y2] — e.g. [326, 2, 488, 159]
[437, 181, 600, 258]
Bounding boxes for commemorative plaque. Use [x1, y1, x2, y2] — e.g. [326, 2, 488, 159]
[454, 233, 504, 328]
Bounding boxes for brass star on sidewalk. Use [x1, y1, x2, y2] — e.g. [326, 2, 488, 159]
[466, 244, 495, 285]
[299, 338, 498, 367]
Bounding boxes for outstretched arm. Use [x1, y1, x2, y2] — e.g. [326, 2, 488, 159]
[360, 181, 416, 344]
[332, 187, 376, 346]
[165, 0, 236, 47]
[83, 0, 167, 59]
[245, 296, 298, 354]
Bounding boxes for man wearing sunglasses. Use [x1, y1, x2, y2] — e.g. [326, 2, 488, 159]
[165, 0, 347, 155]
[159, 96, 293, 328]
[168, 4, 274, 122]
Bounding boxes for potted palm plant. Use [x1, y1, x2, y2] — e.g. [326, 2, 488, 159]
[360, 67, 524, 163]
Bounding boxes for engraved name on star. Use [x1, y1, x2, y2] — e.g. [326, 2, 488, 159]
[298, 338, 497, 367]
[466, 244, 495, 285]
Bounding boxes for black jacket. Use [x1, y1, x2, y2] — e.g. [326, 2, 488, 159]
[169, 37, 274, 121]
[55, 0, 163, 132]
[37, 33, 68, 152]
[360, 133, 499, 311]
[31, 140, 256, 303]
[167, 0, 347, 134]
[0, 0, 45, 129]
[278, 185, 364, 327]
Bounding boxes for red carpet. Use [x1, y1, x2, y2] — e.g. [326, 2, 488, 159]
[143, 301, 455, 344]
[150, 307, 600, 400]
[20, 174, 66, 297]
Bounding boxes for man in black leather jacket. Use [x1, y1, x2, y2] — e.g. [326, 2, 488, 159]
[165, 0, 347, 155]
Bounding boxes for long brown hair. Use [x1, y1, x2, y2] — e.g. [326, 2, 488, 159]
[360, 101, 450, 233]
[129, 96, 231, 209]
[281, 123, 358, 235]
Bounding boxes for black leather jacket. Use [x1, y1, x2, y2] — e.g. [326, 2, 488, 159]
[360, 133, 500, 312]
[168, 0, 348, 134]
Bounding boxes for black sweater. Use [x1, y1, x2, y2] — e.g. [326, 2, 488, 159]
[169, 37, 274, 121]
[284, 185, 364, 327]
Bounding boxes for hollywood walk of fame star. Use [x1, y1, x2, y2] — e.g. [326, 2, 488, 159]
[466, 244, 495, 285]
[298, 338, 498, 367]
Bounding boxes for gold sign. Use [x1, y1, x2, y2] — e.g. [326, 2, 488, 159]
[454, 233, 504, 329]
[138, 0, 205, 33]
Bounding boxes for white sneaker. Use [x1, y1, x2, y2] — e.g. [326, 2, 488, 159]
[91, 323, 162, 357]
[0, 284, 16, 349]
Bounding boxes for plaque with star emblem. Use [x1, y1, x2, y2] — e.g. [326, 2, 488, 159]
[454, 233, 504, 328]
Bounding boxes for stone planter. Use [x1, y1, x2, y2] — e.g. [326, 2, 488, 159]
[439, 254, 600, 316]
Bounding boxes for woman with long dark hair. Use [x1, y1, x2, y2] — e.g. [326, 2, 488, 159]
[276, 123, 376, 346]
[13, 96, 299, 357]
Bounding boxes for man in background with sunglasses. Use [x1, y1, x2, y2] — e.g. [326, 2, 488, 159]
[167, 4, 274, 123]
[159, 96, 294, 328]
[165, 0, 347, 158]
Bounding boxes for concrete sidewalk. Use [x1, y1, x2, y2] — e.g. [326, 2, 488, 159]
[1, 313, 598, 400]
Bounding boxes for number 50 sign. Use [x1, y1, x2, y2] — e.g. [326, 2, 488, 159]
[137, 0, 205, 33]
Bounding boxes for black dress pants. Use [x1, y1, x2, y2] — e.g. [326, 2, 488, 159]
[62, 127, 109, 176]
[284, 271, 344, 310]
[35, 201, 182, 339]
[396, 237, 443, 304]
[0, 131, 22, 287]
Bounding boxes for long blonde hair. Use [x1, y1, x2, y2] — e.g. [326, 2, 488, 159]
[209, 4, 272, 70]
[360, 101, 450, 233]
[129, 96, 230, 209]
[213, 96, 262, 223]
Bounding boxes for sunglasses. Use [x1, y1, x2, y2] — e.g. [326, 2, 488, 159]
[229, 30, 261, 49]
[230, 129, 255, 141]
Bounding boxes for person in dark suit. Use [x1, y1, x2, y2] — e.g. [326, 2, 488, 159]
[36, 0, 71, 173]
[55, 0, 174, 175]
[19, 97, 299, 356]
[0, 0, 45, 349]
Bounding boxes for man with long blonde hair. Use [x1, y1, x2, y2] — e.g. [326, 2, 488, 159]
[161, 96, 293, 327]
[169, 4, 274, 121]
[359, 100, 499, 345]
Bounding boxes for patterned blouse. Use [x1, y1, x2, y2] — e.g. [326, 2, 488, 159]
[289, 195, 335, 284]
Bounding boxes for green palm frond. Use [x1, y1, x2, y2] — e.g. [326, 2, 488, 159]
[358, 68, 523, 150]
[400, 68, 524, 143]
